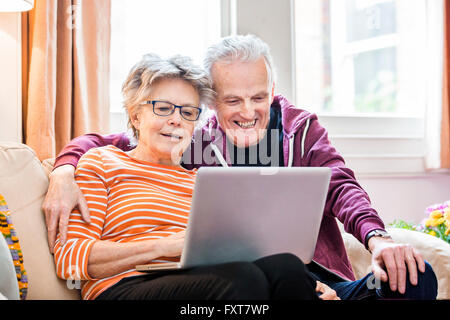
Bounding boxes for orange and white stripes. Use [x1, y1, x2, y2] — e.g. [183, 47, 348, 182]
[53, 145, 196, 300]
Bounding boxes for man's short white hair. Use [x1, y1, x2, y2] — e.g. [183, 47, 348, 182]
[204, 34, 277, 90]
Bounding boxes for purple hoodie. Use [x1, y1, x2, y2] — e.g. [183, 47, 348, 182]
[55, 95, 386, 281]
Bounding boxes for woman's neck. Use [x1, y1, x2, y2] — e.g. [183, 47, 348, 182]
[127, 144, 182, 167]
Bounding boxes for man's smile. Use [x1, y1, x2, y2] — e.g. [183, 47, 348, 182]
[234, 119, 257, 129]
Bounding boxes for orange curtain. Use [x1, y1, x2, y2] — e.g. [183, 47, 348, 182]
[443, 0, 450, 168]
[22, 0, 111, 161]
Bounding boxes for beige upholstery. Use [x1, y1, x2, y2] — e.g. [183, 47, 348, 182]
[342, 228, 450, 299]
[0, 142, 79, 300]
[0, 141, 448, 300]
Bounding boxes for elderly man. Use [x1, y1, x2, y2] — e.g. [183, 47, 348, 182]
[43, 34, 437, 300]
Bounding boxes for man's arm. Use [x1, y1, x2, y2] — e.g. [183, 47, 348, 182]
[54, 132, 133, 169]
[300, 119, 385, 242]
[43, 132, 132, 253]
[301, 119, 425, 294]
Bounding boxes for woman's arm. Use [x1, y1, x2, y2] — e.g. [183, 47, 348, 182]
[87, 231, 185, 279]
[53, 149, 185, 280]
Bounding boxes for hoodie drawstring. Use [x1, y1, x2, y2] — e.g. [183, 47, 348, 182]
[212, 118, 311, 168]
[301, 118, 311, 159]
[288, 118, 310, 167]
[211, 144, 228, 167]
[288, 136, 294, 167]
[209, 121, 229, 167]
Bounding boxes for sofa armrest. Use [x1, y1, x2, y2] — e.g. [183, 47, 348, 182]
[0, 142, 80, 300]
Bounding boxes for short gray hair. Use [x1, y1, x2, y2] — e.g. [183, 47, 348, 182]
[204, 34, 276, 90]
[122, 53, 215, 139]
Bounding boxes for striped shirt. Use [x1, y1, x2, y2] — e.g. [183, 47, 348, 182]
[53, 145, 196, 300]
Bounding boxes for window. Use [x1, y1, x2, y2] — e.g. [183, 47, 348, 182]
[109, 0, 221, 133]
[294, 0, 443, 174]
[108, 0, 444, 174]
[295, 0, 427, 116]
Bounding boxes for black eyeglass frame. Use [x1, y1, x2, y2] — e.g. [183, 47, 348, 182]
[141, 100, 202, 121]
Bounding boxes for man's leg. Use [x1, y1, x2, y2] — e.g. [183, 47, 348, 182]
[375, 261, 438, 299]
[314, 261, 438, 300]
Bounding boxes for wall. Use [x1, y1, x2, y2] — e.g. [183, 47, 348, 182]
[235, 0, 295, 103]
[357, 173, 450, 225]
[0, 12, 22, 142]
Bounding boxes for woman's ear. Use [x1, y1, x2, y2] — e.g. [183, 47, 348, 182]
[129, 108, 140, 130]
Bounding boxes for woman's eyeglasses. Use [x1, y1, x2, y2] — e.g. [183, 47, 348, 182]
[141, 100, 202, 121]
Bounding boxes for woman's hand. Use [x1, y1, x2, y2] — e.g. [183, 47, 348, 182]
[316, 281, 340, 300]
[155, 230, 185, 258]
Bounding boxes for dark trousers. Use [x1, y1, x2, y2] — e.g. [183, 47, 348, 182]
[309, 261, 438, 300]
[96, 253, 319, 300]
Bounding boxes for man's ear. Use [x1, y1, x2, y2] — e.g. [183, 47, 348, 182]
[270, 82, 275, 103]
[208, 103, 218, 111]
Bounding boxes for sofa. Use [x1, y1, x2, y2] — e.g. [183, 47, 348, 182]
[0, 142, 449, 300]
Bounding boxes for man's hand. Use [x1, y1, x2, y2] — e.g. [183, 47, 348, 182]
[42, 164, 90, 253]
[369, 237, 426, 294]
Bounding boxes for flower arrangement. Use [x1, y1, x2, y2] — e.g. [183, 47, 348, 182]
[389, 200, 450, 244]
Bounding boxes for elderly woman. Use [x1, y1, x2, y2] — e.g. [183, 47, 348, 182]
[53, 54, 337, 300]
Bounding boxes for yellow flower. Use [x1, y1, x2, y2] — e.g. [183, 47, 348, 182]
[444, 210, 450, 221]
[445, 228, 450, 236]
[427, 218, 445, 227]
[428, 230, 437, 237]
[430, 210, 443, 219]
[425, 218, 443, 228]
[446, 220, 450, 228]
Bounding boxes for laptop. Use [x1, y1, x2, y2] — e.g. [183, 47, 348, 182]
[135, 166, 331, 272]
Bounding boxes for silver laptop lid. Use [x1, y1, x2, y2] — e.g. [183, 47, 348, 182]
[181, 167, 331, 268]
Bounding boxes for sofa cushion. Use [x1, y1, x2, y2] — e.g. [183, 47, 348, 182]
[0, 142, 79, 300]
[1, 194, 27, 299]
[0, 224, 19, 300]
[342, 227, 450, 299]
